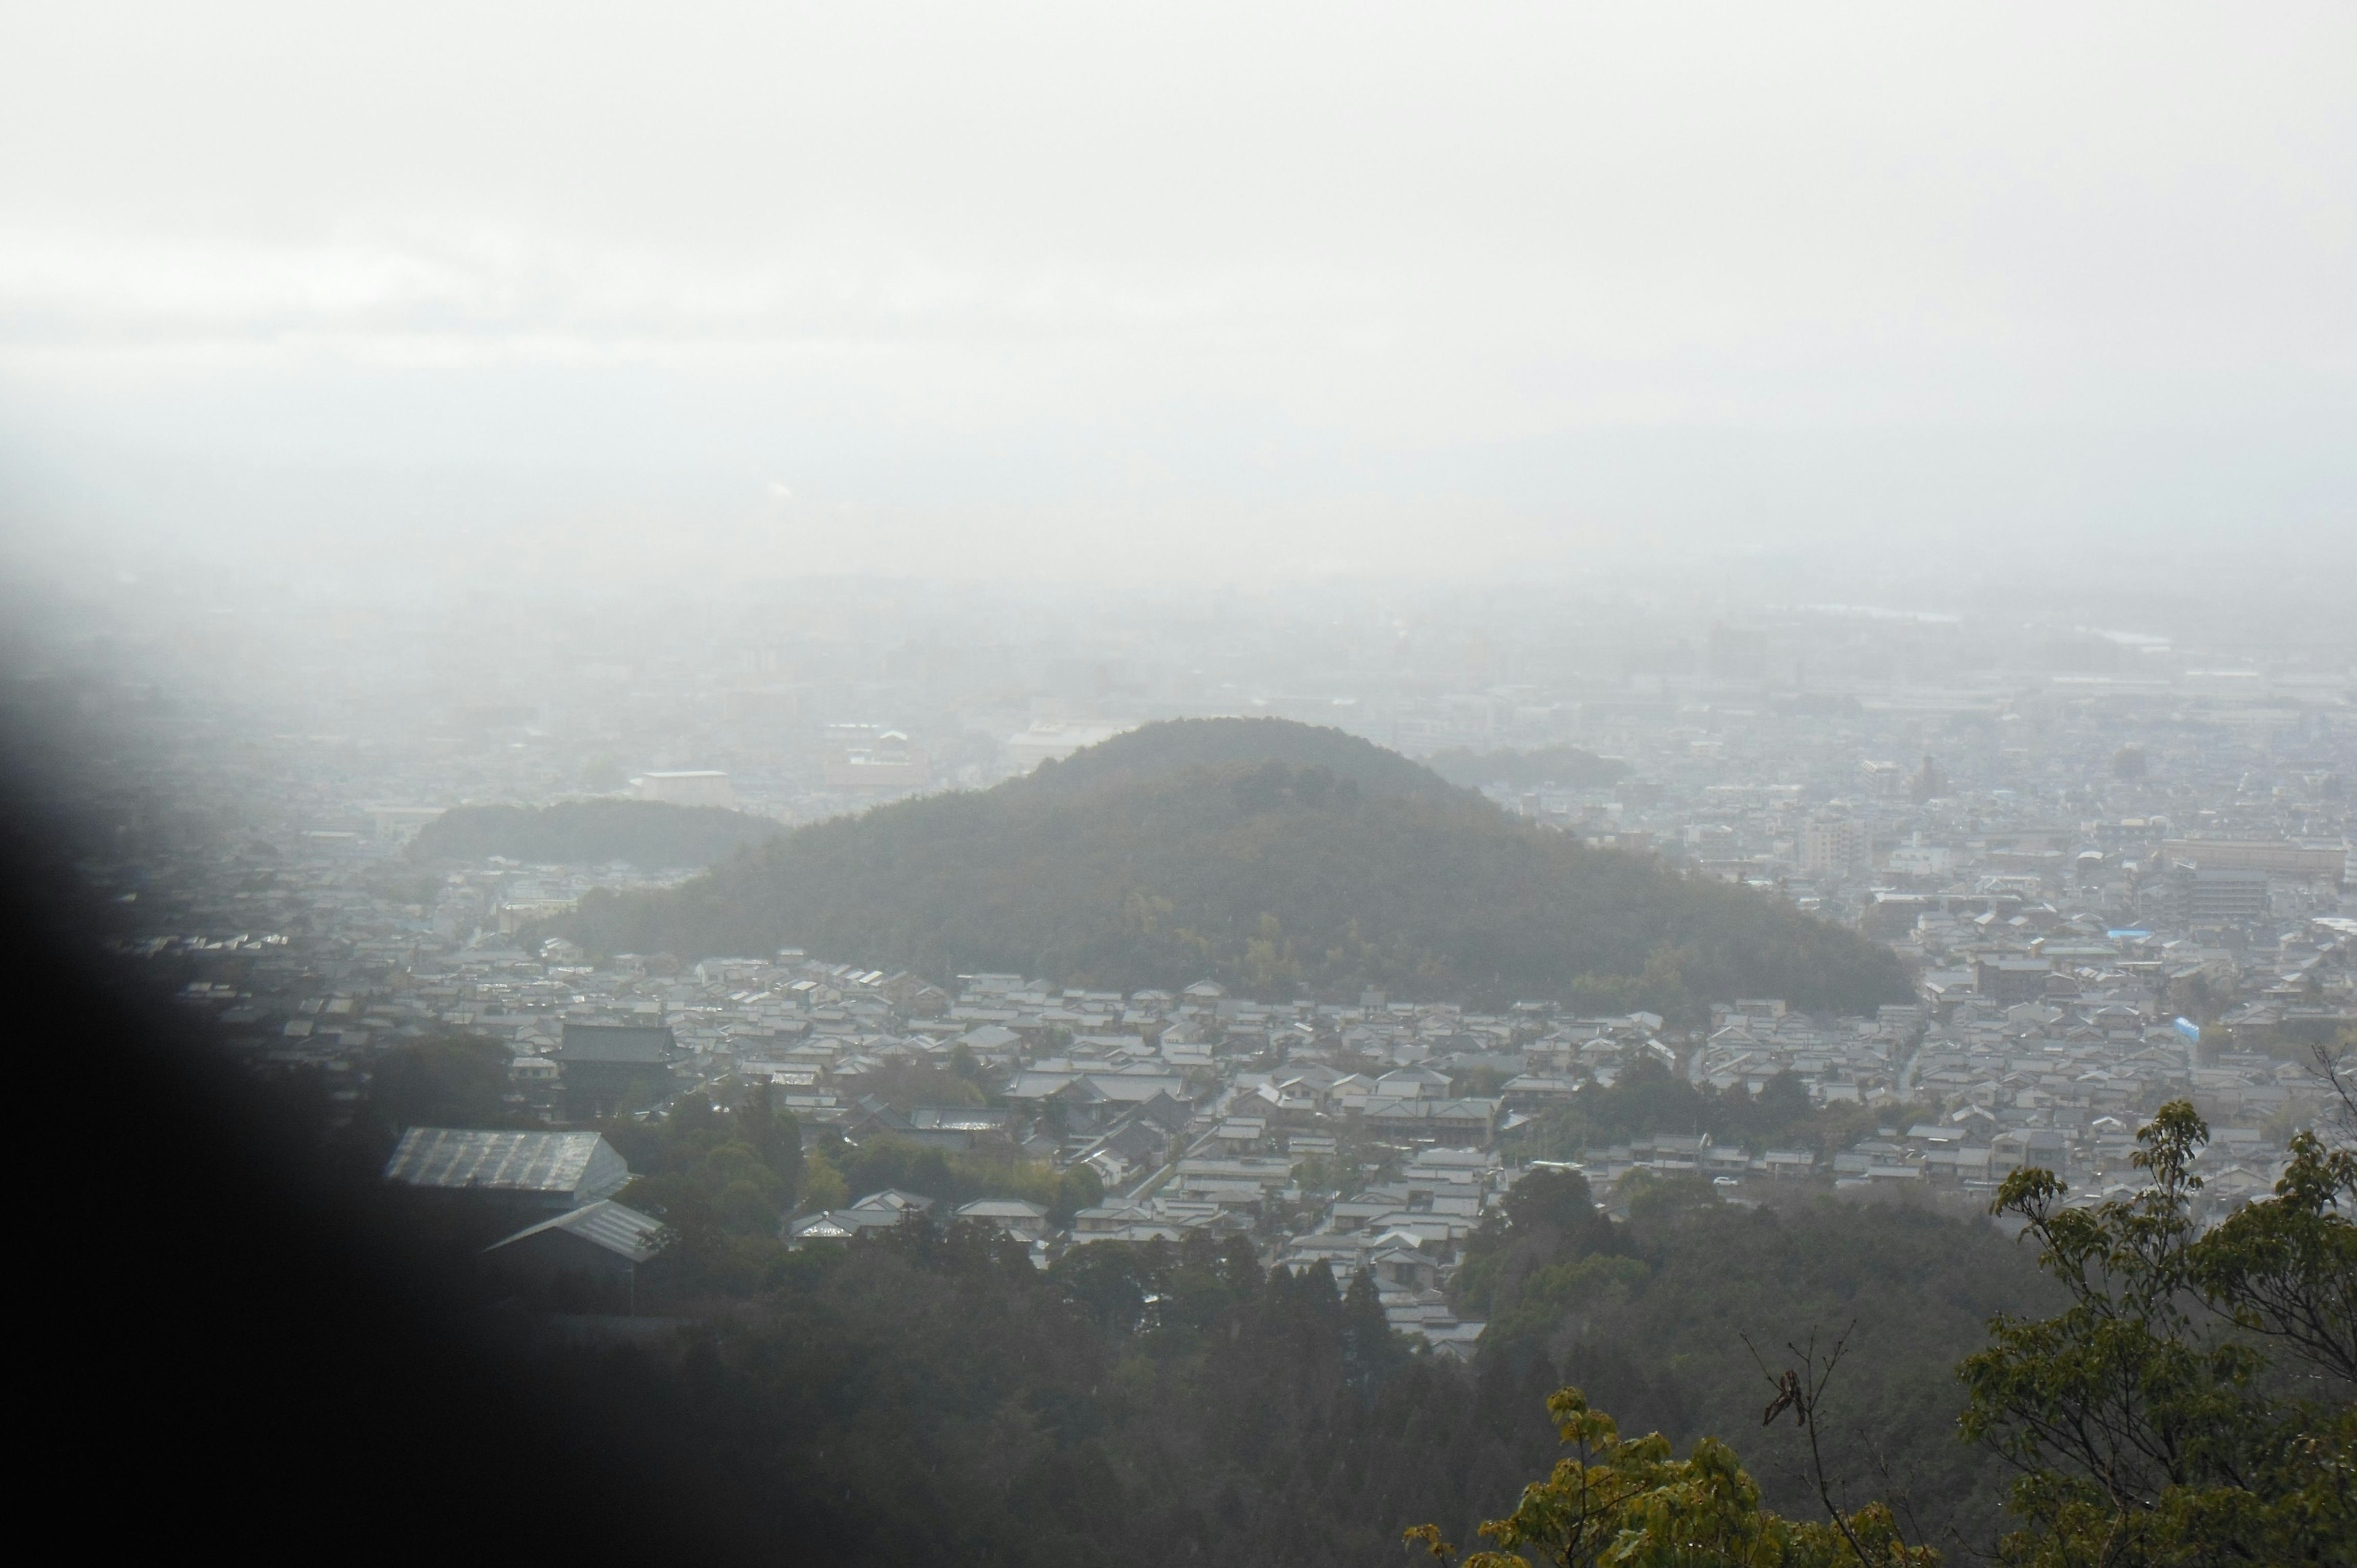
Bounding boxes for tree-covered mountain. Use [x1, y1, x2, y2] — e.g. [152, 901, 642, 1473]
[550, 719, 1909, 1016]
[411, 799, 785, 868]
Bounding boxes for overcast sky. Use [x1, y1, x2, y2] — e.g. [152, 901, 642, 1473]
[2, 2, 2351, 589]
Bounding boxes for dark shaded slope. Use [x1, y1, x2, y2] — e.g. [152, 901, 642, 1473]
[552, 722, 1908, 1017]
[412, 798, 786, 868]
[0, 789, 774, 1563]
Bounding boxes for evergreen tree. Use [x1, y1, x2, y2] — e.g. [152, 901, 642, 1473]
[1343, 1267, 1407, 1388]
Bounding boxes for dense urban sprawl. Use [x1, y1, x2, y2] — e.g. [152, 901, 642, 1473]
[22, 578, 2352, 1346]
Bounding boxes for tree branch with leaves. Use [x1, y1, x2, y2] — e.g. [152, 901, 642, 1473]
[1959, 1100, 2355, 1566]
[1405, 1384, 1937, 1568]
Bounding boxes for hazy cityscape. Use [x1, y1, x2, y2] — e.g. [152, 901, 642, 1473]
[6, 4, 2351, 1562]
[9, 570, 2346, 1345]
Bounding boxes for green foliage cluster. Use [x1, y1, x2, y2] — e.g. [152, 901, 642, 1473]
[1406, 1386, 1936, 1567]
[333, 1025, 2350, 1567]
[851, 1055, 989, 1110]
[551, 1221, 1563, 1567]
[602, 1151, 2065, 1558]
[366, 1032, 527, 1134]
[1442, 1103, 2356, 1567]
[1514, 1057, 1931, 1161]
[1427, 745, 1633, 791]
[1048, 1230, 1403, 1370]
[552, 719, 1909, 1019]
[605, 1086, 805, 1240]
[807, 1135, 1104, 1225]
[1961, 1105, 2355, 1564]
[1450, 1167, 2054, 1549]
[411, 798, 784, 868]
[541, 1168, 2089, 1562]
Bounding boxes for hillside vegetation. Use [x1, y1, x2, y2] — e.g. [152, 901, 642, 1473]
[411, 799, 784, 868]
[551, 719, 1908, 1016]
[1453, 1170, 2051, 1548]
[524, 1165, 2053, 1564]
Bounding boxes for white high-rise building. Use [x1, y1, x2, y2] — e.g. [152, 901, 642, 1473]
[1799, 817, 1869, 881]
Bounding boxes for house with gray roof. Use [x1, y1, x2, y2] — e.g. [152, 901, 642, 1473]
[481, 1199, 665, 1311]
[557, 1022, 679, 1118]
[954, 1197, 1051, 1239]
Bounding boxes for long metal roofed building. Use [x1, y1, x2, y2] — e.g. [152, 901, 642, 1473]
[383, 1128, 631, 1214]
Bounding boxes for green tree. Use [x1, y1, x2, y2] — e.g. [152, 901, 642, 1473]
[1618, 1168, 1722, 1227]
[1342, 1267, 1407, 1387]
[1747, 1070, 1813, 1135]
[1406, 1386, 1936, 1567]
[368, 1032, 517, 1130]
[799, 1146, 849, 1212]
[948, 1041, 988, 1089]
[1960, 1102, 2356, 1566]
[605, 1086, 808, 1240]
[733, 1086, 805, 1199]
[1050, 1164, 1104, 1228]
[1503, 1165, 1610, 1239]
[1050, 1239, 1152, 1332]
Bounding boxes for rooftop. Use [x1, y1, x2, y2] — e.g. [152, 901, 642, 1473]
[383, 1127, 630, 1199]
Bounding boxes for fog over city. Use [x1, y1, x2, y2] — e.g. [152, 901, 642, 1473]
[3, 8, 2352, 1566]
[5, 2, 2353, 586]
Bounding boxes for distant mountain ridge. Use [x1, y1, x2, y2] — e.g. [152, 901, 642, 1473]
[548, 718, 1909, 1018]
[411, 799, 785, 869]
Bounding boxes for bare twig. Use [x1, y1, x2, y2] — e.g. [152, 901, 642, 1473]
[1796, 1326, 1875, 1565]
[1859, 1419, 1929, 1557]
[2307, 1038, 2356, 1140]
[1747, 1324, 1906, 1564]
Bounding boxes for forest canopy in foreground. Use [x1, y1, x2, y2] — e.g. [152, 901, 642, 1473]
[486, 1101, 2351, 1568]
[1418, 1111, 2357, 1568]
[549, 719, 1910, 1016]
[542, 1161, 2053, 1564]
[411, 798, 784, 869]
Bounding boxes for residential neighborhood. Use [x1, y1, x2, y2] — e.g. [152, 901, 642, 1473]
[144, 894, 2354, 1352]
[23, 576, 2352, 1357]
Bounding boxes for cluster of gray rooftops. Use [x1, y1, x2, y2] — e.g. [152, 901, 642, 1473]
[382, 1126, 1051, 1283]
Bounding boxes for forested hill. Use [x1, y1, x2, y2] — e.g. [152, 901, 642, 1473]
[550, 719, 1909, 1017]
[1028, 717, 1463, 803]
[410, 800, 785, 869]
